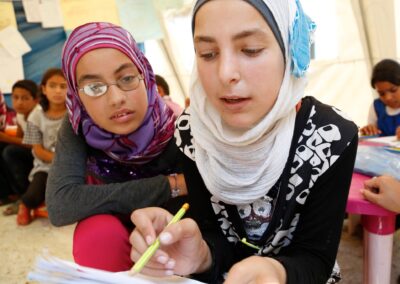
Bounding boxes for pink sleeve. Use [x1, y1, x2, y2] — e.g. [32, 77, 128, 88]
[0, 92, 7, 131]
[164, 99, 183, 118]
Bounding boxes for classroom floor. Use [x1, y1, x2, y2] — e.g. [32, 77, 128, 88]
[0, 205, 399, 284]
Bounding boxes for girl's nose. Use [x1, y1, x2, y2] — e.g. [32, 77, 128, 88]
[106, 85, 126, 107]
[218, 51, 240, 86]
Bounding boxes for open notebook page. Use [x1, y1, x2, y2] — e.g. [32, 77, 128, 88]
[28, 255, 204, 284]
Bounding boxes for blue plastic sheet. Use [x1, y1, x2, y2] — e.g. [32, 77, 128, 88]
[354, 145, 400, 179]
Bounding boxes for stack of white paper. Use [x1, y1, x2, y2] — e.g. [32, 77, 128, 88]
[28, 255, 203, 284]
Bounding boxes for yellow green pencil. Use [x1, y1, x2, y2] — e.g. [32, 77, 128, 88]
[129, 203, 190, 275]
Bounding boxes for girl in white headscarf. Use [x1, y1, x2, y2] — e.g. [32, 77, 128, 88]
[130, 1, 358, 283]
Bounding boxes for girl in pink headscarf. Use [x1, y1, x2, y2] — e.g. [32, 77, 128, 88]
[46, 22, 187, 271]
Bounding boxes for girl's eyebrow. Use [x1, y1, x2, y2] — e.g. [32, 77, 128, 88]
[194, 28, 269, 44]
[77, 63, 137, 85]
[77, 74, 101, 85]
[114, 63, 136, 74]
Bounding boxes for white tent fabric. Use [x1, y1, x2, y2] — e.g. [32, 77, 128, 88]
[147, 0, 400, 127]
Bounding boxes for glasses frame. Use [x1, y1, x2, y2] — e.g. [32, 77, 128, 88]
[78, 74, 144, 97]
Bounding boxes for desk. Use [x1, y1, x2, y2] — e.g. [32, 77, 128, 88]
[346, 173, 397, 284]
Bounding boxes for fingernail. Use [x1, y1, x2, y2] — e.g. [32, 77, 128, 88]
[146, 235, 153, 245]
[157, 256, 168, 264]
[165, 270, 174, 276]
[159, 232, 172, 244]
[166, 259, 175, 269]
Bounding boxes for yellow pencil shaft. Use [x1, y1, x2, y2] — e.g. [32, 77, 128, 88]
[131, 239, 161, 273]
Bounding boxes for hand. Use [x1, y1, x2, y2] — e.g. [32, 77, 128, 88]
[167, 174, 188, 196]
[130, 207, 212, 277]
[396, 126, 400, 140]
[359, 124, 381, 136]
[224, 256, 286, 284]
[361, 175, 400, 213]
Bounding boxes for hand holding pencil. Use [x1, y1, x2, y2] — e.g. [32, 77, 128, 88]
[129, 204, 212, 277]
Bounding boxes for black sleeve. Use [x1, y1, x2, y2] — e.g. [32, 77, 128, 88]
[46, 117, 171, 226]
[274, 134, 358, 283]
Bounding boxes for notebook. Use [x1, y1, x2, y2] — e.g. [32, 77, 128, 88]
[28, 255, 204, 284]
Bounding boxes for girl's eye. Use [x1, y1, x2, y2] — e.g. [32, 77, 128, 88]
[242, 48, 263, 56]
[199, 51, 218, 61]
[120, 75, 135, 84]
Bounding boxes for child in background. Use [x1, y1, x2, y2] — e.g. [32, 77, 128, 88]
[360, 59, 400, 137]
[1, 80, 38, 213]
[0, 91, 17, 205]
[17, 68, 67, 225]
[155, 74, 183, 118]
[0, 91, 17, 144]
[46, 22, 187, 272]
[130, 1, 358, 283]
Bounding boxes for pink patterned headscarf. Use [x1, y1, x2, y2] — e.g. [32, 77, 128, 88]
[62, 22, 175, 164]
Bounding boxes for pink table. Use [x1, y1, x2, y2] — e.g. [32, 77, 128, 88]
[346, 173, 397, 284]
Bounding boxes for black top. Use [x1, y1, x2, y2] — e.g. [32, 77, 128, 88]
[175, 97, 358, 284]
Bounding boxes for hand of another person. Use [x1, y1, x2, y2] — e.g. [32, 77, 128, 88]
[359, 124, 381, 136]
[130, 207, 212, 277]
[396, 126, 400, 140]
[223, 256, 286, 284]
[167, 173, 188, 196]
[361, 175, 400, 213]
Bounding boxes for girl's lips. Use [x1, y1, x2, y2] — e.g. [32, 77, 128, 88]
[220, 97, 250, 110]
[110, 111, 134, 123]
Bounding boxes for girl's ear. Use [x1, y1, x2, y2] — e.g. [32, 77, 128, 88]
[41, 84, 46, 96]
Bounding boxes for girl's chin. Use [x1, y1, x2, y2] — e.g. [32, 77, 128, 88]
[222, 118, 254, 131]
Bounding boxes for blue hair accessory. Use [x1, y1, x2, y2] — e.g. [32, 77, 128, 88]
[289, 0, 316, 78]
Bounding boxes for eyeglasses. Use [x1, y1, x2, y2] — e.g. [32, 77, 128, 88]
[78, 74, 144, 97]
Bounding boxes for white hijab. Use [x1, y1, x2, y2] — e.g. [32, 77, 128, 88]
[189, 0, 312, 205]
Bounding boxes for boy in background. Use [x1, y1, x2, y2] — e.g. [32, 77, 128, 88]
[1, 80, 38, 212]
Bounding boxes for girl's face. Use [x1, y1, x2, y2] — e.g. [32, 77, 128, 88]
[375, 81, 400, 109]
[11, 87, 37, 117]
[75, 48, 148, 135]
[194, 0, 285, 130]
[42, 75, 67, 106]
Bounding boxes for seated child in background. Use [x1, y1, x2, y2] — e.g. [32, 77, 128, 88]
[17, 68, 67, 225]
[0, 90, 18, 205]
[1, 80, 38, 208]
[46, 22, 187, 272]
[155, 74, 183, 117]
[360, 59, 400, 137]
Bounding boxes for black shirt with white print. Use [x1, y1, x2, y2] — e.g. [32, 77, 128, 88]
[175, 96, 358, 284]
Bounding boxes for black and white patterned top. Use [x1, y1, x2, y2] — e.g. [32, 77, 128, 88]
[175, 97, 358, 284]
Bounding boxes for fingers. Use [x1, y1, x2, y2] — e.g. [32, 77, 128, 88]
[361, 188, 380, 205]
[159, 218, 200, 245]
[131, 207, 171, 245]
[130, 207, 174, 274]
[360, 125, 381, 136]
[364, 177, 379, 189]
[130, 228, 169, 271]
[396, 127, 400, 140]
